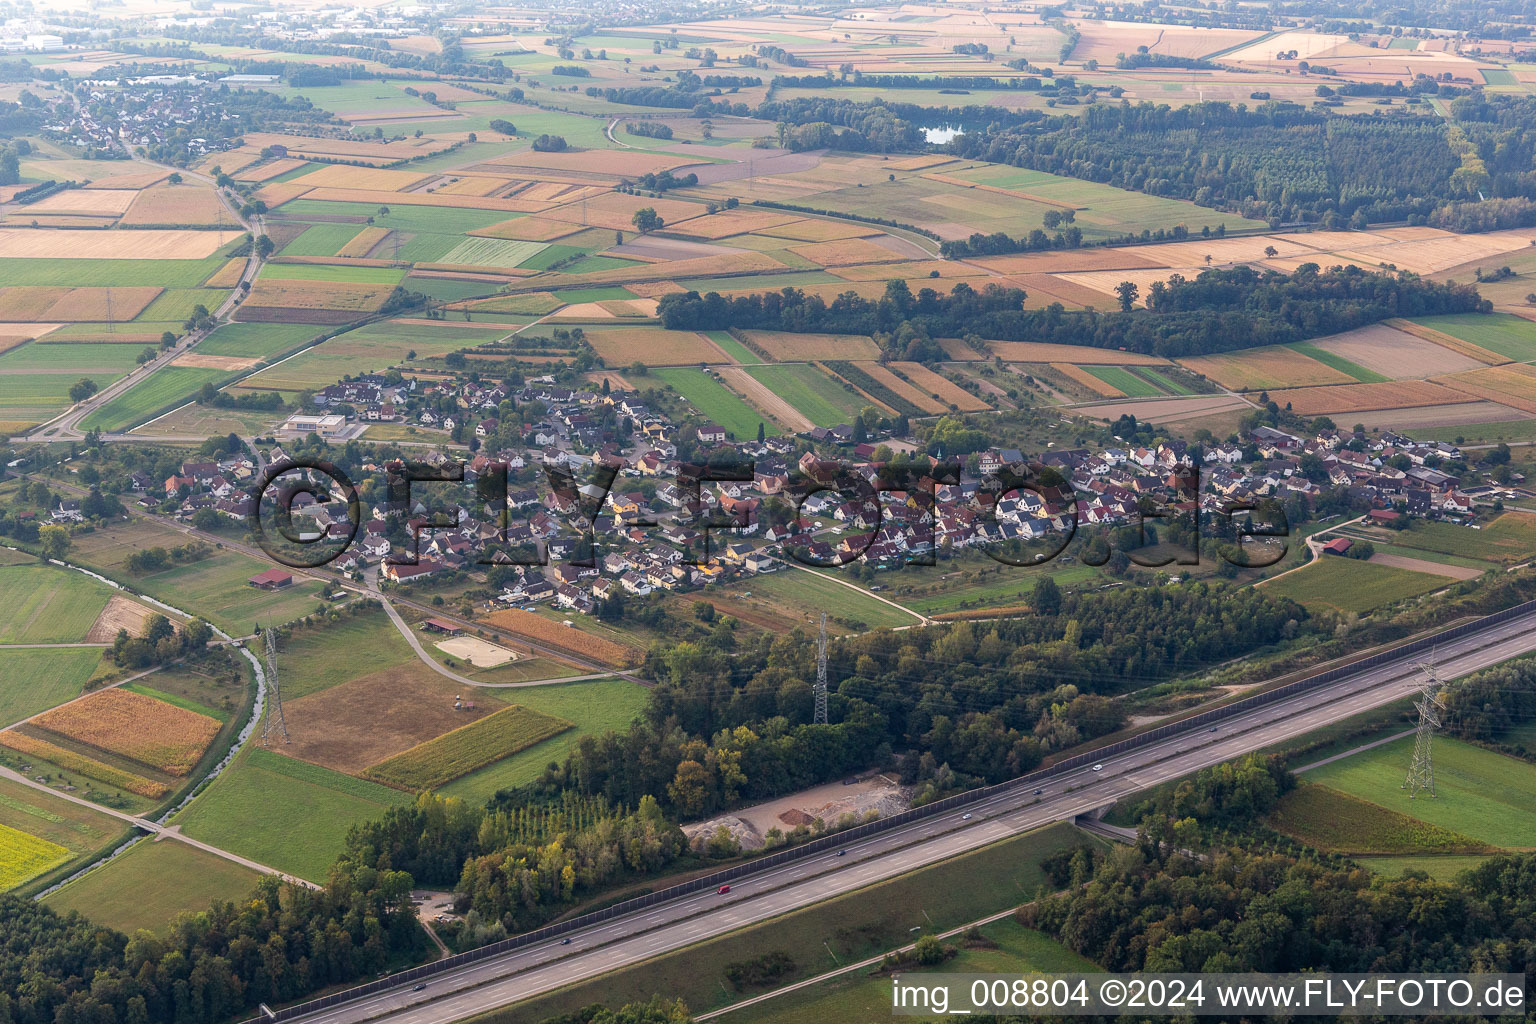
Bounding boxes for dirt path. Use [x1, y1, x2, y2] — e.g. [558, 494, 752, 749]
[717, 366, 814, 432]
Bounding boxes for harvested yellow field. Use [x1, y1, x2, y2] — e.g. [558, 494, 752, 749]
[171, 352, 258, 371]
[970, 250, 1166, 275]
[432, 175, 516, 197]
[670, 209, 802, 239]
[204, 259, 247, 289]
[253, 182, 315, 209]
[119, 185, 231, 227]
[0, 286, 161, 321]
[831, 260, 984, 281]
[891, 362, 990, 411]
[584, 327, 733, 366]
[1440, 365, 1536, 415]
[296, 164, 432, 192]
[1051, 362, 1124, 397]
[888, 154, 959, 171]
[857, 361, 948, 413]
[0, 731, 167, 798]
[27, 189, 138, 216]
[984, 341, 1167, 365]
[85, 170, 170, 190]
[241, 132, 453, 165]
[0, 229, 226, 260]
[542, 192, 703, 231]
[336, 227, 391, 259]
[937, 337, 986, 361]
[0, 325, 54, 353]
[244, 280, 393, 311]
[300, 187, 545, 213]
[1386, 318, 1508, 365]
[483, 148, 697, 177]
[756, 219, 883, 243]
[33, 689, 219, 776]
[235, 158, 308, 183]
[624, 280, 686, 298]
[460, 292, 564, 315]
[789, 237, 908, 267]
[1179, 347, 1355, 391]
[471, 216, 585, 241]
[742, 330, 880, 361]
[529, 250, 786, 288]
[1266, 380, 1469, 416]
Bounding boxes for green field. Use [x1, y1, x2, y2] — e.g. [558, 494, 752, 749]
[440, 236, 549, 267]
[745, 363, 865, 427]
[0, 343, 146, 372]
[1392, 514, 1536, 565]
[0, 257, 228, 288]
[43, 835, 263, 932]
[736, 570, 919, 630]
[0, 565, 110, 643]
[280, 223, 368, 259]
[703, 329, 758, 363]
[1408, 419, 1536, 444]
[365, 704, 573, 790]
[277, 610, 417, 699]
[1306, 735, 1536, 849]
[232, 320, 493, 393]
[655, 368, 776, 438]
[259, 262, 405, 285]
[125, 553, 324, 636]
[275, 200, 513, 237]
[138, 289, 228, 323]
[0, 372, 122, 415]
[0, 648, 99, 727]
[1085, 365, 1162, 397]
[1131, 366, 1193, 395]
[1259, 557, 1450, 613]
[1290, 342, 1390, 383]
[496, 822, 1100, 1022]
[196, 322, 325, 361]
[439, 678, 647, 802]
[553, 286, 636, 303]
[80, 366, 234, 432]
[1352, 854, 1497, 881]
[1268, 782, 1491, 854]
[734, 919, 1097, 1024]
[1410, 312, 1536, 362]
[174, 747, 408, 882]
[896, 561, 1101, 615]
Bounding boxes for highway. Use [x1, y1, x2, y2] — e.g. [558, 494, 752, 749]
[271, 605, 1536, 1024]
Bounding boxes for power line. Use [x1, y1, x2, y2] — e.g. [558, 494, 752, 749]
[814, 611, 828, 725]
[262, 626, 289, 745]
[1401, 653, 1445, 799]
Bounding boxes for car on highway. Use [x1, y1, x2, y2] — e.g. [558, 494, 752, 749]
[412, 984, 426, 992]
[836, 849, 846, 856]
[561, 938, 572, 945]
[961, 812, 972, 820]
[1091, 763, 1103, 772]
[1033, 788, 1043, 795]
[718, 884, 731, 895]
[1210, 726, 1219, 732]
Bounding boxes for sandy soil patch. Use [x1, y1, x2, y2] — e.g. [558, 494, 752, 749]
[282, 663, 494, 775]
[1369, 553, 1481, 580]
[717, 365, 814, 432]
[85, 594, 171, 643]
[1312, 323, 1485, 377]
[171, 352, 259, 371]
[435, 636, 517, 668]
[1356, 401, 1526, 429]
[683, 775, 909, 850]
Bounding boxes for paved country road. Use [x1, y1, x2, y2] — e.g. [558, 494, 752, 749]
[266, 605, 1536, 1024]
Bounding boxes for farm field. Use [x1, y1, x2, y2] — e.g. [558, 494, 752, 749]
[32, 689, 220, 776]
[195, 322, 325, 361]
[276, 610, 419, 700]
[42, 836, 263, 933]
[0, 565, 112, 644]
[1352, 854, 1497, 882]
[80, 366, 233, 432]
[1177, 346, 1354, 391]
[741, 330, 881, 362]
[583, 327, 733, 367]
[1268, 783, 1492, 855]
[710, 569, 920, 633]
[1408, 312, 1536, 362]
[174, 747, 409, 882]
[0, 823, 70, 891]
[481, 608, 642, 667]
[0, 649, 99, 727]
[654, 367, 775, 439]
[231, 320, 495, 392]
[1085, 365, 1164, 397]
[744, 363, 866, 427]
[1259, 557, 1450, 614]
[0, 371, 123, 426]
[363, 704, 573, 790]
[125, 553, 325, 636]
[1389, 514, 1536, 564]
[895, 562, 1103, 616]
[0, 342, 144, 372]
[1305, 735, 1536, 850]
[0, 775, 124, 870]
[1288, 342, 1390, 383]
[439, 678, 647, 802]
